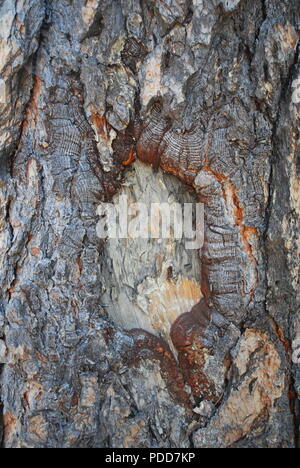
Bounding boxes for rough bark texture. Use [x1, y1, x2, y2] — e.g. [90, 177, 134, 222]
[0, 0, 299, 448]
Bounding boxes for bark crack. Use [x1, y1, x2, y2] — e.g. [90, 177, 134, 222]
[264, 35, 300, 448]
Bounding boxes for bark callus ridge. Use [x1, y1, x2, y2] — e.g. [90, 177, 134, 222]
[134, 101, 255, 402]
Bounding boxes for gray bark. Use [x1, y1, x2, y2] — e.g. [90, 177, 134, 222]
[0, 0, 299, 448]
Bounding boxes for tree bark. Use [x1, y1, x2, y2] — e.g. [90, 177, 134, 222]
[0, 0, 299, 448]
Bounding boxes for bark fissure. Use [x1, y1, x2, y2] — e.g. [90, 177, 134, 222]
[0, 364, 4, 448]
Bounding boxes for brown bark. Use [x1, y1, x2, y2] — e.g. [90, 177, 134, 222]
[0, 0, 299, 448]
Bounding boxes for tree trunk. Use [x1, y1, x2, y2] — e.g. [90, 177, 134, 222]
[0, 0, 299, 448]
